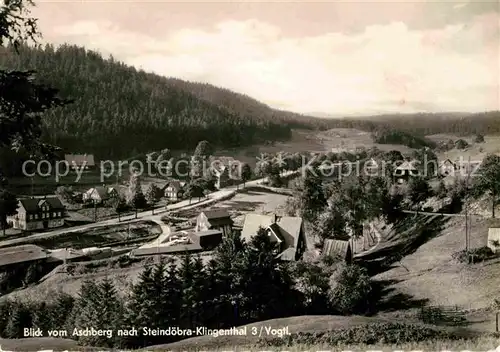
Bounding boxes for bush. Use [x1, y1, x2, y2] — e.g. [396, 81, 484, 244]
[261, 322, 457, 347]
[328, 264, 372, 314]
[452, 246, 495, 263]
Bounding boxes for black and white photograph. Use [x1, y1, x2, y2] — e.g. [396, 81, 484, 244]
[0, 0, 499, 351]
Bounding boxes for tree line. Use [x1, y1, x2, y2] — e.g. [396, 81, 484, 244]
[1, 43, 499, 164]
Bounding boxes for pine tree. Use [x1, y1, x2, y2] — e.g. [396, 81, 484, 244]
[31, 301, 53, 331]
[72, 279, 103, 346]
[96, 277, 124, 348]
[179, 255, 196, 329]
[300, 169, 327, 222]
[241, 163, 252, 187]
[4, 300, 31, 338]
[127, 172, 147, 214]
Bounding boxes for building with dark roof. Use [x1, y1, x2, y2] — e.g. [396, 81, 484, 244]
[164, 180, 185, 201]
[6, 197, 66, 231]
[83, 186, 118, 203]
[322, 239, 352, 263]
[240, 213, 307, 261]
[0, 245, 55, 268]
[195, 209, 233, 237]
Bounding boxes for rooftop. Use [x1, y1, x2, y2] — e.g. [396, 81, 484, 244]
[0, 245, 51, 267]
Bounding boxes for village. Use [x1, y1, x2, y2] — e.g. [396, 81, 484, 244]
[0, 143, 496, 278]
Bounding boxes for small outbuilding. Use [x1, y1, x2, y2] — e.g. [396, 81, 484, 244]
[487, 228, 500, 254]
[322, 239, 352, 263]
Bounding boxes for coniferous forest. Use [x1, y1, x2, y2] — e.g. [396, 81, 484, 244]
[0, 44, 498, 161]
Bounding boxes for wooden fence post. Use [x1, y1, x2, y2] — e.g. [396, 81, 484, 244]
[496, 312, 499, 332]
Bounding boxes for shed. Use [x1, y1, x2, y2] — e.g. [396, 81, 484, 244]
[190, 229, 223, 249]
[322, 239, 352, 263]
[487, 228, 500, 254]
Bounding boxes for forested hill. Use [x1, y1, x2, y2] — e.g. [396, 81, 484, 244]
[0, 44, 327, 159]
[0, 44, 498, 159]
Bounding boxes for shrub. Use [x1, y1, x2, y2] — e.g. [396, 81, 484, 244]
[452, 246, 495, 263]
[328, 264, 372, 314]
[261, 322, 457, 347]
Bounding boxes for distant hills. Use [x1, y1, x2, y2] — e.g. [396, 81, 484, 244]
[0, 44, 498, 159]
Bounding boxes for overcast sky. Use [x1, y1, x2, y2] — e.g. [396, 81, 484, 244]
[32, 0, 499, 116]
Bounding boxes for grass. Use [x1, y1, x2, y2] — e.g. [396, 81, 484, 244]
[144, 318, 499, 351]
[255, 336, 500, 352]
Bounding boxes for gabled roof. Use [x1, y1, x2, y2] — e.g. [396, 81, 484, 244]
[201, 209, 233, 227]
[276, 247, 296, 261]
[86, 186, 110, 200]
[440, 159, 455, 165]
[40, 197, 65, 210]
[202, 209, 231, 220]
[323, 239, 351, 259]
[194, 229, 223, 237]
[395, 160, 418, 171]
[19, 197, 64, 213]
[166, 180, 183, 191]
[267, 222, 284, 243]
[64, 154, 95, 166]
[241, 214, 304, 256]
[18, 198, 39, 213]
[0, 245, 50, 267]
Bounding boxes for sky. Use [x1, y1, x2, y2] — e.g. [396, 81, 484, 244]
[31, 0, 500, 116]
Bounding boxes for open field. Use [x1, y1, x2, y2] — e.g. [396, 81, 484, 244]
[428, 134, 500, 162]
[371, 213, 500, 310]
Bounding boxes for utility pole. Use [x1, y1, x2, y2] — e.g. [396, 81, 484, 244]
[465, 156, 471, 257]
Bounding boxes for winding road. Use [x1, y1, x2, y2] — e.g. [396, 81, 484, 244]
[0, 171, 300, 248]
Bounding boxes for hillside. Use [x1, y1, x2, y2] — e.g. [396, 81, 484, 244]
[0, 44, 326, 159]
[1, 44, 499, 162]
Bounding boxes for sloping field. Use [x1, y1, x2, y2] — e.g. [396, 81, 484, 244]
[375, 215, 500, 310]
[146, 315, 394, 350]
[429, 134, 500, 162]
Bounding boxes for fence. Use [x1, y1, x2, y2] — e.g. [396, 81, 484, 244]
[418, 305, 467, 326]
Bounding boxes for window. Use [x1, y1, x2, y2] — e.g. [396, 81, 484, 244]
[29, 214, 33, 220]
[57, 211, 61, 217]
[35, 214, 38, 219]
[53, 212, 56, 217]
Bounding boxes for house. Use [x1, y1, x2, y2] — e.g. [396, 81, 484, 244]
[240, 213, 307, 261]
[164, 180, 185, 201]
[212, 165, 231, 189]
[196, 209, 233, 237]
[455, 159, 482, 176]
[7, 197, 66, 231]
[322, 239, 352, 263]
[64, 154, 95, 170]
[487, 228, 500, 254]
[439, 159, 457, 176]
[393, 160, 419, 182]
[82, 186, 118, 203]
[363, 158, 380, 174]
[0, 245, 56, 269]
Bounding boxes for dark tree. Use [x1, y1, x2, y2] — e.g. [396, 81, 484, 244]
[475, 154, 500, 218]
[408, 177, 433, 207]
[0, 189, 17, 235]
[241, 163, 252, 187]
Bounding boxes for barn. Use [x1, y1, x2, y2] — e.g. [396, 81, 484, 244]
[487, 228, 500, 254]
[322, 239, 352, 263]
